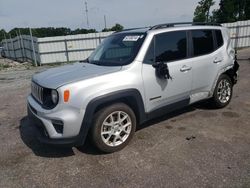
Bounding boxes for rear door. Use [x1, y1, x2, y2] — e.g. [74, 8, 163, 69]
[142, 30, 193, 112]
[190, 29, 224, 94]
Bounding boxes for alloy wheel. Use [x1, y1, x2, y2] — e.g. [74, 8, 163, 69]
[101, 111, 132, 147]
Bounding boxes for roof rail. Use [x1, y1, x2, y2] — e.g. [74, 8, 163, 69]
[115, 26, 150, 33]
[149, 22, 222, 30]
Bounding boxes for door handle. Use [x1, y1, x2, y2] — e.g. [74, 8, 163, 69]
[180, 65, 192, 72]
[213, 58, 223, 64]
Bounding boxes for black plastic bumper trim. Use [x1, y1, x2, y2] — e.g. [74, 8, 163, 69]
[27, 104, 79, 146]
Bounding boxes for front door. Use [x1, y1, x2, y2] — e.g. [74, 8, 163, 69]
[142, 31, 193, 112]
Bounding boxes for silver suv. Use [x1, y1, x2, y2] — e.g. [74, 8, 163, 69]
[27, 23, 239, 153]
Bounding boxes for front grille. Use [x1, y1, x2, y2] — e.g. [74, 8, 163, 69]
[31, 82, 43, 104]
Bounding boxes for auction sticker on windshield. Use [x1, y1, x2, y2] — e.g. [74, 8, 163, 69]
[123, 36, 140, 41]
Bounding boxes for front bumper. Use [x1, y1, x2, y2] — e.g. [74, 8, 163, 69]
[28, 106, 80, 146]
[27, 95, 86, 146]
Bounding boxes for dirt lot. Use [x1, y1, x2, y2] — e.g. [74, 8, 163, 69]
[0, 49, 250, 188]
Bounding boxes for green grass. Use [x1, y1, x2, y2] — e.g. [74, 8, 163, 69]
[0, 64, 11, 71]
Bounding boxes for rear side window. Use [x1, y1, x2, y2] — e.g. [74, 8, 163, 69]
[215, 30, 224, 48]
[192, 30, 214, 56]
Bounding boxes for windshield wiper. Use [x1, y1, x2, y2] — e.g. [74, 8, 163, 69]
[91, 61, 101, 65]
[79, 58, 89, 63]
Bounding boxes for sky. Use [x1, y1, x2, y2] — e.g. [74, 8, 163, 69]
[0, 0, 219, 32]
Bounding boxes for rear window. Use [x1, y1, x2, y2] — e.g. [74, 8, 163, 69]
[215, 30, 224, 48]
[192, 30, 214, 57]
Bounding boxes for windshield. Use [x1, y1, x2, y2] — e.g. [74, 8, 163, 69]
[88, 32, 146, 66]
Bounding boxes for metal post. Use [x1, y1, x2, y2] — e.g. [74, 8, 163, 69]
[3, 33, 9, 57]
[99, 36, 101, 44]
[234, 25, 240, 49]
[16, 31, 22, 61]
[10, 34, 17, 60]
[94, 33, 98, 46]
[64, 39, 69, 62]
[19, 30, 26, 62]
[29, 28, 37, 66]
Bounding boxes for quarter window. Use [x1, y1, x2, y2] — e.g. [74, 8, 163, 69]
[144, 38, 155, 64]
[215, 30, 224, 48]
[192, 30, 214, 56]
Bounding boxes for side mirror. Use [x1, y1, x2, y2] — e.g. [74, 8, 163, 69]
[152, 61, 172, 80]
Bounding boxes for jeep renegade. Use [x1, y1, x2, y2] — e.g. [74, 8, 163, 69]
[27, 23, 239, 153]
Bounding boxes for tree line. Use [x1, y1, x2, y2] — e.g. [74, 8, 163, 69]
[193, 0, 250, 23]
[0, 23, 123, 42]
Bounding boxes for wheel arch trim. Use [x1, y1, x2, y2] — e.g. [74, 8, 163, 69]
[75, 89, 146, 145]
[210, 62, 238, 97]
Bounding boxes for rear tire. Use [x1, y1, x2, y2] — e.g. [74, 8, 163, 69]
[210, 74, 233, 108]
[90, 103, 136, 153]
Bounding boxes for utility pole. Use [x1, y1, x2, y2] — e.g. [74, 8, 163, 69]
[84, 1, 90, 29]
[104, 15, 107, 29]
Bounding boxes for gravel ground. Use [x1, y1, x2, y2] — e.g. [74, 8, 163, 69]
[0, 50, 250, 188]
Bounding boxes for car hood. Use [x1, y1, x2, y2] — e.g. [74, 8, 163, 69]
[32, 62, 122, 88]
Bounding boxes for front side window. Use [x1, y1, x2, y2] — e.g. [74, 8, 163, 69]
[192, 30, 214, 56]
[88, 33, 146, 66]
[144, 31, 187, 64]
[155, 31, 187, 62]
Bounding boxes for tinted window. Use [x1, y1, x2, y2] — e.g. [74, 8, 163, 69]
[192, 30, 214, 56]
[144, 31, 187, 64]
[215, 30, 223, 48]
[155, 31, 187, 62]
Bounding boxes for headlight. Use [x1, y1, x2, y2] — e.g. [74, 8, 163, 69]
[51, 90, 58, 104]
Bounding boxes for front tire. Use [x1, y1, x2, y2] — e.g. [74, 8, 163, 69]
[211, 74, 233, 108]
[90, 103, 136, 153]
